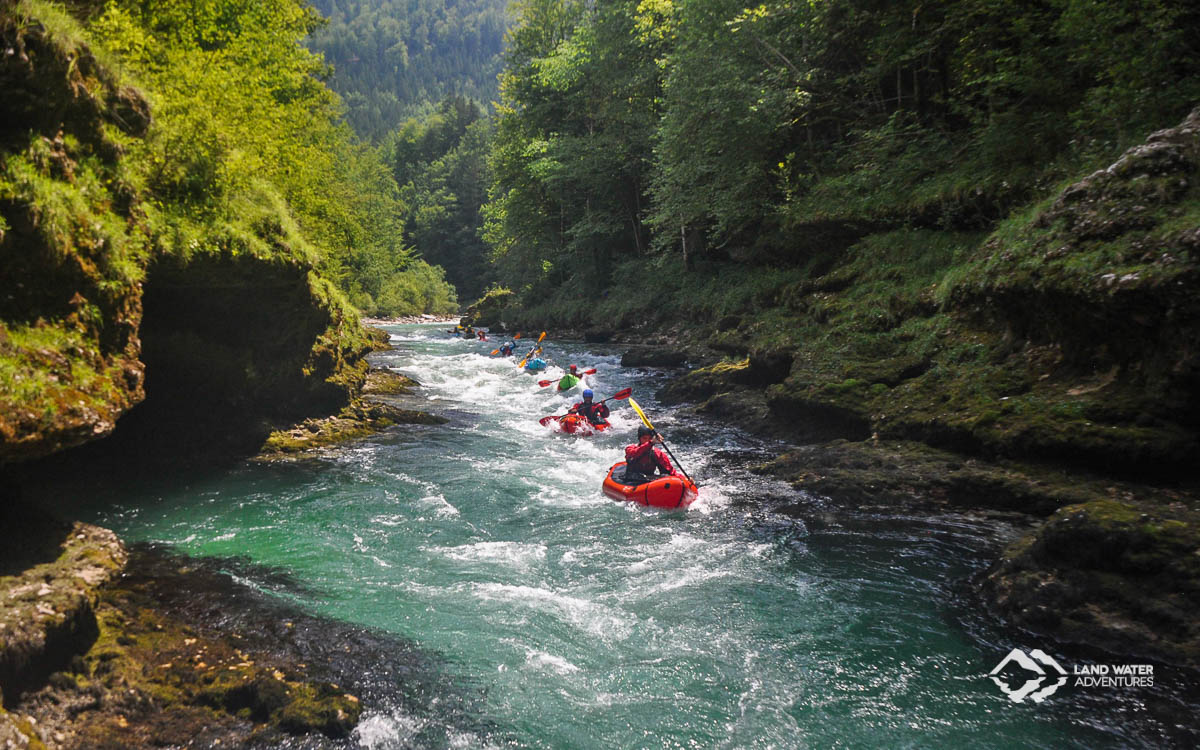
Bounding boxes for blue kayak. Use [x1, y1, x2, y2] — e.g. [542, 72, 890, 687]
[525, 358, 548, 372]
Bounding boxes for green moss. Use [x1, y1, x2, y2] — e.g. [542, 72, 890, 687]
[5, 711, 50, 750]
[276, 682, 361, 738]
[256, 399, 446, 459]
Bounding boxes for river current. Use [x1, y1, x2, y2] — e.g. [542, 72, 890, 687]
[49, 323, 1200, 748]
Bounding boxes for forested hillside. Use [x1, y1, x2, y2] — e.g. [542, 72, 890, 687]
[307, 0, 509, 140]
[385, 96, 495, 300]
[480, 0, 1200, 471]
[485, 0, 1200, 290]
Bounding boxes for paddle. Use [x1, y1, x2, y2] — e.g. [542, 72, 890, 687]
[489, 331, 521, 356]
[537, 368, 596, 387]
[517, 332, 547, 368]
[538, 387, 632, 426]
[627, 397, 694, 484]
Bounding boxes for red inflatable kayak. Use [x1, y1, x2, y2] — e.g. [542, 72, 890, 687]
[557, 414, 610, 435]
[602, 462, 698, 509]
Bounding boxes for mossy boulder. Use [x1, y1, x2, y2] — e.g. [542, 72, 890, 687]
[464, 287, 514, 329]
[0, 509, 126, 705]
[620, 347, 689, 368]
[256, 395, 447, 460]
[657, 358, 750, 405]
[363, 367, 419, 396]
[982, 499, 1200, 667]
[200, 673, 360, 738]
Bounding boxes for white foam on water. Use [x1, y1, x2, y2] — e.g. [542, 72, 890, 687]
[370, 513, 406, 526]
[524, 648, 581, 675]
[470, 582, 635, 640]
[352, 710, 426, 749]
[438, 541, 548, 573]
[420, 493, 460, 517]
[447, 729, 500, 750]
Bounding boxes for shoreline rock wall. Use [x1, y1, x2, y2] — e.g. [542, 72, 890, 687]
[484, 108, 1200, 670]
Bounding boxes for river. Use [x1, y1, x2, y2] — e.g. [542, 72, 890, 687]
[46, 322, 1199, 748]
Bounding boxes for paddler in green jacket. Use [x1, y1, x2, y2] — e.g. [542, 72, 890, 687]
[556, 364, 581, 391]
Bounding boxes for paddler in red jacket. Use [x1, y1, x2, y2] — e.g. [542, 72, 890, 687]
[624, 425, 678, 482]
[568, 389, 610, 426]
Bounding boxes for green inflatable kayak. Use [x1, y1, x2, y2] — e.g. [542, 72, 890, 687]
[556, 373, 581, 391]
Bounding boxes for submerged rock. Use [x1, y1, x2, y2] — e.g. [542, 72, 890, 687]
[982, 499, 1200, 668]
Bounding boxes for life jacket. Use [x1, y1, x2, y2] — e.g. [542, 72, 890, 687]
[625, 440, 674, 478]
[574, 401, 609, 425]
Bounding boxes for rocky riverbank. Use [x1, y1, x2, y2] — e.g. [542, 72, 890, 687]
[0, 322, 459, 747]
[606, 333, 1200, 671]
[255, 367, 448, 460]
[0, 506, 365, 748]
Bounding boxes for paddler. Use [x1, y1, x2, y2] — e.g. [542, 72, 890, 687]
[568, 389, 610, 427]
[477, 329, 487, 341]
[557, 364, 582, 391]
[499, 341, 515, 357]
[623, 426, 679, 483]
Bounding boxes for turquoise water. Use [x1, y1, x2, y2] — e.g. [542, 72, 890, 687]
[52, 324, 1197, 748]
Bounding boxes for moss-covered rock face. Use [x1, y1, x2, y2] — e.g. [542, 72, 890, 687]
[464, 287, 514, 329]
[110, 251, 375, 460]
[8, 544, 365, 748]
[0, 6, 150, 464]
[0, 2, 377, 469]
[0, 509, 126, 705]
[932, 106, 1200, 471]
[982, 499, 1200, 668]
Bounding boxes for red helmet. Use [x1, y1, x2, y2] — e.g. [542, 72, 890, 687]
[569, 364, 577, 372]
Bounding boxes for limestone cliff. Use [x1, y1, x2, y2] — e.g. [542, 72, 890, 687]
[0, 5, 150, 462]
[0, 2, 375, 468]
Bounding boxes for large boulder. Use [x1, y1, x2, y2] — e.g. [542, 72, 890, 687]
[981, 499, 1200, 667]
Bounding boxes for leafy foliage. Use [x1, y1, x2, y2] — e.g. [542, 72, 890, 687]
[384, 96, 494, 301]
[88, 0, 458, 317]
[482, 0, 1200, 302]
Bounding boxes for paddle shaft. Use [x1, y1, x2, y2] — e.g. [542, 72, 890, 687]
[539, 368, 595, 387]
[518, 331, 546, 368]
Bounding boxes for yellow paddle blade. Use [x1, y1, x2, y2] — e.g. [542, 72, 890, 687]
[628, 397, 654, 430]
[537, 331, 547, 342]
